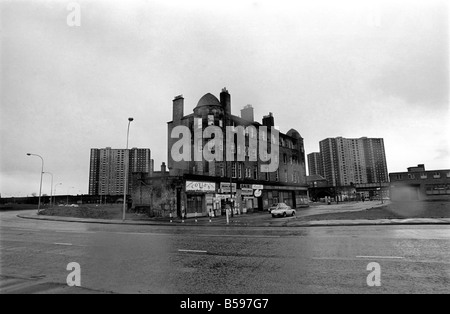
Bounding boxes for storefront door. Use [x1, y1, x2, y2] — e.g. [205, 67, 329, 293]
[187, 195, 203, 215]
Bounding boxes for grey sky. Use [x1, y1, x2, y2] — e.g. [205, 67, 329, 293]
[1, 0, 449, 197]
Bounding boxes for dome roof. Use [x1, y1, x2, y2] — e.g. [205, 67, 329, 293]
[196, 93, 221, 108]
[287, 129, 302, 139]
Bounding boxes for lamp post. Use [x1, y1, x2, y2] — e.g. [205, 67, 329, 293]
[123, 117, 134, 221]
[43, 172, 53, 207]
[54, 183, 62, 207]
[379, 174, 384, 205]
[27, 153, 44, 213]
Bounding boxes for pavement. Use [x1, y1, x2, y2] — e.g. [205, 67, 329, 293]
[16, 201, 450, 227]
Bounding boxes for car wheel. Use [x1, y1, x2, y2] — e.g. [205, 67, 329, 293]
[272, 214, 276, 218]
[292, 211, 295, 216]
[283, 212, 287, 217]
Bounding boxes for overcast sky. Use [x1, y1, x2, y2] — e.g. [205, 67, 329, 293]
[1, 0, 449, 197]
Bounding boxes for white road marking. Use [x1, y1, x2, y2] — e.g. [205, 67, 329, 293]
[356, 256, 404, 259]
[53, 243, 73, 246]
[54, 230, 95, 234]
[111, 232, 280, 238]
[178, 249, 208, 254]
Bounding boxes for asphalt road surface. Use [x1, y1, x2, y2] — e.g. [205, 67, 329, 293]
[1, 210, 449, 294]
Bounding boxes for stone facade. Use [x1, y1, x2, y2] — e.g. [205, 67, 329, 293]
[131, 89, 309, 218]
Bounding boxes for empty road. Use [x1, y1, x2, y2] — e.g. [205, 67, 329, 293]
[1, 210, 449, 294]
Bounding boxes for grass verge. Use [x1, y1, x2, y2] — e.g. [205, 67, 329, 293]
[300, 201, 450, 221]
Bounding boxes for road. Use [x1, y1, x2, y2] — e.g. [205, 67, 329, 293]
[1, 210, 449, 294]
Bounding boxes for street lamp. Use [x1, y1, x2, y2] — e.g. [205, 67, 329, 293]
[43, 172, 53, 207]
[123, 117, 134, 221]
[27, 153, 44, 213]
[54, 183, 62, 206]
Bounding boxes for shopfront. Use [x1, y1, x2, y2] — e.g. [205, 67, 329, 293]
[184, 180, 216, 218]
[262, 185, 309, 210]
[240, 184, 258, 212]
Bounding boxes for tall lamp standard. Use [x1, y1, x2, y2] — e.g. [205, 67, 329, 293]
[54, 183, 62, 207]
[43, 172, 53, 207]
[27, 153, 44, 213]
[123, 117, 134, 221]
[378, 170, 384, 205]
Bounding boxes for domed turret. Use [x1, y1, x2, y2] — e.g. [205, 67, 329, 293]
[287, 129, 302, 139]
[195, 93, 221, 108]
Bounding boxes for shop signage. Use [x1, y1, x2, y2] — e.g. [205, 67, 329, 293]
[220, 182, 237, 193]
[215, 194, 232, 200]
[252, 184, 264, 190]
[186, 181, 216, 192]
[254, 189, 262, 197]
[241, 188, 253, 196]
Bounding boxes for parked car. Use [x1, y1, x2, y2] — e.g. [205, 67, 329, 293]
[271, 203, 296, 218]
[268, 204, 278, 213]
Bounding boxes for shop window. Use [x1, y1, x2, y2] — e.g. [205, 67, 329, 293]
[425, 184, 450, 195]
[187, 196, 203, 214]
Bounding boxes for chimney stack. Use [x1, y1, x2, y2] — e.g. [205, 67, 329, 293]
[161, 162, 167, 174]
[220, 88, 231, 116]
[172, 95, 184, 121]
[241, 104, 254, 122]
[262, 112, 274, 127]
